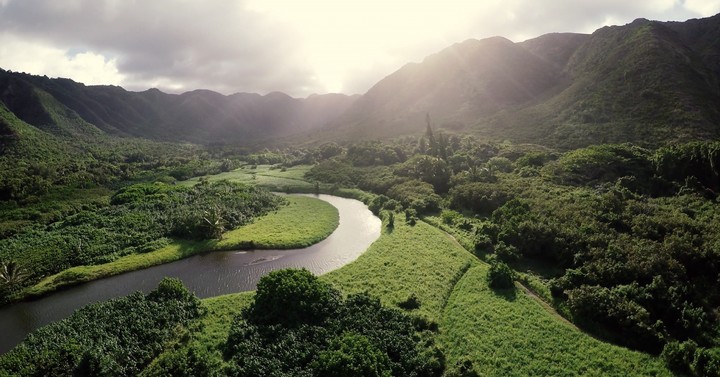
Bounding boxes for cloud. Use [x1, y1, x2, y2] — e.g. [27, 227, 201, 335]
[0, 0, 321, 96]
[0, 33, 123, 85]
[0, 0, 718, 97]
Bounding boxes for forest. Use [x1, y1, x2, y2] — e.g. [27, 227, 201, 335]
[2, 119, 720, 375]
[299, 127, 720, 375]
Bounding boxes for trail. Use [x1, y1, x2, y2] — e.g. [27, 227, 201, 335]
[428, 220, 579, 330]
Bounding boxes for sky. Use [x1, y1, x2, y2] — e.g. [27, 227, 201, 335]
[0, 0, 718, 97]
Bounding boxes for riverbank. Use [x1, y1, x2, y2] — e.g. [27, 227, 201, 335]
[18, 195, 338, 301]
[146, 213, 671, 376]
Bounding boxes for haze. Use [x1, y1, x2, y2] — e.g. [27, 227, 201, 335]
[0, 0, 718, 97]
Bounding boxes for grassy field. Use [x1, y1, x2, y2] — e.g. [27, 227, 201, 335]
[161, 214, 671, 376]
[440, 265, 671, 376]
[322, 215, 475, 323]
[180, 164, 316, 191]
[22, 196, 338, 299]
[214, 195, 338, 250]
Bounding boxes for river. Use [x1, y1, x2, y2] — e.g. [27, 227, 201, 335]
[0, 194, 381, 354]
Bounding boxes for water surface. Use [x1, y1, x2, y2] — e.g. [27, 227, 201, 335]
[0, 194, 380, 354]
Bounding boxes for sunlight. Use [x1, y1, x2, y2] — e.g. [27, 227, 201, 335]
[247, 0, 489, 93]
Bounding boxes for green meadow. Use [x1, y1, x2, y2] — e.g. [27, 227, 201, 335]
[440, 265, 671, 376]
[180, 164, 316, 191]
[21, 196, 338, 299]
[144, 212, 672, 376]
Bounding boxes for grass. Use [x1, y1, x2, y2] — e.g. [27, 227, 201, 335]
[172, 213, 671, 376]
[214, 195, 338, 250]
[190, 292, 255, 352]
[179, 164, 375, 203]
[180, 165, 316, 191]
[439, 265, 671, 376]
[21, 196, 338, 299]
[321, 215, 475, 323]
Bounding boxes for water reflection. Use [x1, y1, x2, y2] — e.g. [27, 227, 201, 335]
[0, 194, 380, 354]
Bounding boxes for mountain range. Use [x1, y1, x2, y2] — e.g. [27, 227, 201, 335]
[1, 13, 719, 150]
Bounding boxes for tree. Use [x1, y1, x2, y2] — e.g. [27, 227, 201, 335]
[487, 258, 514, 289]
[425, 113, 437, 157]
[200, 206, 225, 240]
[0, 259, 29, 289]
[244, 268, 340, 327]
[386, 211, 395, 228]
[312, 333, 392, 377]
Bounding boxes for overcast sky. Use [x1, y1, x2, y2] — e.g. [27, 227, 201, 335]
[0, 0, 718, 97]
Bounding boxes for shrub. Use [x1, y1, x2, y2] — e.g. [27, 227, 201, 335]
[312, 333, 392, 377]
[487, 259, 514, 289]
[244, 268, 340, 327]
[405, 208, 418, 226]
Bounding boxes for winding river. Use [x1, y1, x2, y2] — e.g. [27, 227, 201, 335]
[0, 194, 381, 354]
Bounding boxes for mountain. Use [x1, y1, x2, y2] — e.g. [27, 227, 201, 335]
[330, 14, 720, 148]
[1, 13, 719, 149]
[329, 36, 565, 139]
[0, 69, 358, 145]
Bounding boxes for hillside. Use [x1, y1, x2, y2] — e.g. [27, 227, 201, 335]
[0, 69, 358, 144]
[330, 14, 720, 148]
[1, 14, 719, 150]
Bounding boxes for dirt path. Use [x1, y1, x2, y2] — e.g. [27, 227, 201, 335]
[515, 282, 579, 330]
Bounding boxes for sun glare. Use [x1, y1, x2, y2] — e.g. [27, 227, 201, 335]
[247, 0, 486, 93]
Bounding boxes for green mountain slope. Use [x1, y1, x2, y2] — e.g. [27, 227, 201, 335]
[329, 36, 564, 139]
[0, 69, 358, 144]
[486, 17, 720, 149]
[331, 14, 720, 149]
[1, 13, 718, 149]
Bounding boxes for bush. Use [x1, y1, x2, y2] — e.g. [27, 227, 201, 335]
[312, 333, 392, 377]
[487, 259, 514, 289]
[244, 268, 340, 327]
[661, 340, 697, 375]
[405, 208, 418, 226]
[493, 241, 519, 263]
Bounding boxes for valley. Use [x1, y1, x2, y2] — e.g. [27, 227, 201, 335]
[1, 11, 719, 377]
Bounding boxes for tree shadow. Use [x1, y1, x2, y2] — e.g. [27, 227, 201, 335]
[490, 286, 517, 301]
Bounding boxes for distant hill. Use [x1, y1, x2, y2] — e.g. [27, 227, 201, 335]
[0, 13, 718, 149]
[330, 14, 720, 148]
[0, 69, 358, 145]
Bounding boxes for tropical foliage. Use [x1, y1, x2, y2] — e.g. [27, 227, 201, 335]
[0, 278, 203, 376]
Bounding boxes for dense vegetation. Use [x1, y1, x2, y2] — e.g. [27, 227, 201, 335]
[303, 128, 720, 375]
[0, 278, 203, 376]
[21, 195, 337, 299]
[221, 268, 442, 376]
[0, 181, 284, 304]
[3, 86, 720, 374]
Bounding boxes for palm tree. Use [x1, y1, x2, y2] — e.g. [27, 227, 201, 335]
[0, 260, 29, 288]
[201, 206, 226, 240]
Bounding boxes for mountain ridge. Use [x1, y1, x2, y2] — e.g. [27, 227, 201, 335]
[1, 13, 719, 149]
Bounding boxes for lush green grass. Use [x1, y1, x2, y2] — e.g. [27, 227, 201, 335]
[179, 164, 376, 203]
[21, 196, 338, 299]
[439, 265, 671, 376]
[321, 215, 475, 323]
[137, 209, 672, 376]
[24, 239, 211, 298]
[189, 292, 255, 352]
[180, 164, 315, 190]
[215, 195, 338, 250]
